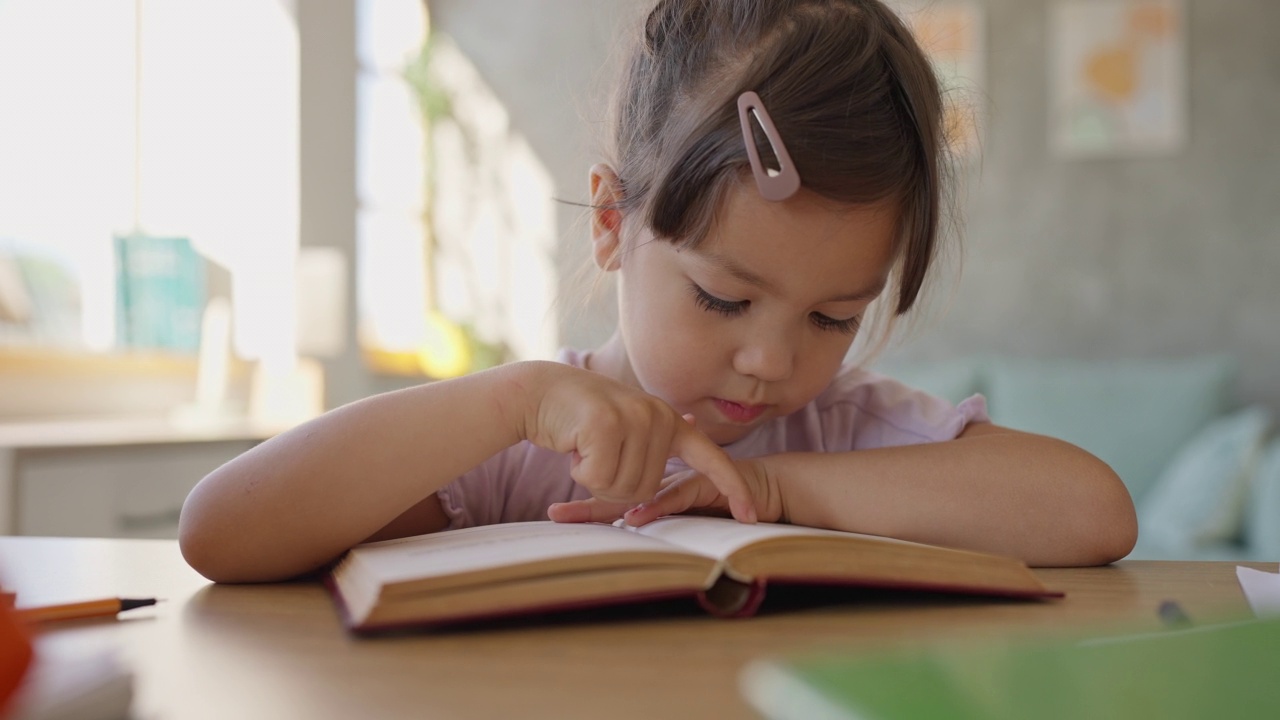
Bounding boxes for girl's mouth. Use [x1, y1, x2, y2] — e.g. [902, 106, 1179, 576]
[713, 399, 768, 424]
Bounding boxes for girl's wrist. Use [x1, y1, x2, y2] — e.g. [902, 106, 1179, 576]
[490, 360, 555, 444]
[756, 453, 833, 526]
[486, 358, 542, 443]
[742, 456, 788, 523]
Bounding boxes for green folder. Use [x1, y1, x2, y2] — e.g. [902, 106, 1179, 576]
[742, 617, 1280, 720]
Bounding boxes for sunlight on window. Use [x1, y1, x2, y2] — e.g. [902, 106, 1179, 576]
[0, 0, 297, 362]
[137, 0, 298, 365]
[0, 0, 134, 350]
[431, 111, 558, 365]
[356, 211, 428, 351]
[420, 37, 557, 366]
[356, 0, 430, 358]
[357, 3, 558, 377]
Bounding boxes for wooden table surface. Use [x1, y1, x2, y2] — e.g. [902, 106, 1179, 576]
[0, 537, 1267, 720]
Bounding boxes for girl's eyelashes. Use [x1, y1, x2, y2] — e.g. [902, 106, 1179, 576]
[810, 313, 861, 335]
[689, 283, 747, 317]
[688, 282, 861, 334]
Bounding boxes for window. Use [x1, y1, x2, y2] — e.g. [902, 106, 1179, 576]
[0, 0, 298, 362]
[356, 0, 557, 378]
[0, 0, 557, 413]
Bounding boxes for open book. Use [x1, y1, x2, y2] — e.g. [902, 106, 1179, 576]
[326, 517, 1059, 632]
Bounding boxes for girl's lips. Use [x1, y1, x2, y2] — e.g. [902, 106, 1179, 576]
[713, 398, 768, 424]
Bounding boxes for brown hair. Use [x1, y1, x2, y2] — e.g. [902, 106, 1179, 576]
[602, 0, 955, 322]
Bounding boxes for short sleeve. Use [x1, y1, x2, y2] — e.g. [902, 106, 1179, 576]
[436, 441, 587, 529]
[436, 448, 513, 529]
[806, 368, 991, 452]
[956, 393, 991, 426]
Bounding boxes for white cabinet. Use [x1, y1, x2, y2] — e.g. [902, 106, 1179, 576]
[0, 420, 278, 539]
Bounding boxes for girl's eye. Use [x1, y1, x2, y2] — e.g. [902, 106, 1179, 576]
[690, 282, 859, 334]
[810, 312, 861, 335]
[689, 284, 747, 317]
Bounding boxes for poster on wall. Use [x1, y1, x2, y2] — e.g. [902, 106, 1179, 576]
[1050, 0, 1187, 158]
[892, 1, 986, 159]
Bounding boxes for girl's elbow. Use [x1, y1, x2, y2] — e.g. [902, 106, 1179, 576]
[178, 504, 232, 583]
[1084, 461, 1139, 565]
[177, 492, 258, 584]
[1092, 503, 1138, 566]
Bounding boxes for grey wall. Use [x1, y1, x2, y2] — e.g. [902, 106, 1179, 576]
[894, 0, 1280, 413]
[427, 0, 1280, 411]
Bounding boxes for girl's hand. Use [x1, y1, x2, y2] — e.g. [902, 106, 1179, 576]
[627, 457, 782, 526]
[518, 363, 757, 524]
[549, 457, 782, 527]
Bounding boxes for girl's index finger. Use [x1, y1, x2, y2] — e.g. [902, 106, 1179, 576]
[669, 423, 757, 524]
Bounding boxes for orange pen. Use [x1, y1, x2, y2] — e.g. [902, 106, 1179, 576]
[15, 598, 157, 624]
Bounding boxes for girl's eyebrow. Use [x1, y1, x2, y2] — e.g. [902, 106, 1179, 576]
[700, 251, 776, 292]
[826, 286, 886, 303]
[699, 251, 885, 303]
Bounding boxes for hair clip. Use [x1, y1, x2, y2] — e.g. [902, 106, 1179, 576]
[737, 91, 801, 202]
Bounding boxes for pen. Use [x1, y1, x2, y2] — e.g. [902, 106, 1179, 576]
[15, 597, 158, 624]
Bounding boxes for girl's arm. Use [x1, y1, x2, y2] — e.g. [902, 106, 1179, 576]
[604, 423, 1138, 567]
[179, 360, 753, 584]
[762, 423, 1138, 566]
[179, 362, 531, 584]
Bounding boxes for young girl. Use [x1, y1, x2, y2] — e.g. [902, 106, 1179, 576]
[180, 0, 1137, 583]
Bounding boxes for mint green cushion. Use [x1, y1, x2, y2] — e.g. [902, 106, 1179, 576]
[1135, 406, 1272, 558]
[1246, 439, 1280, 561]
[873, 357, 983, 406]
[985, 356, 1236, 501]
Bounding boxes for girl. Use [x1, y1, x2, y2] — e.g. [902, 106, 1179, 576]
[179, 0, 1137, 583]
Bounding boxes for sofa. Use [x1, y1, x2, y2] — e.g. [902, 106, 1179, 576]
[874, 355, 1278, 562]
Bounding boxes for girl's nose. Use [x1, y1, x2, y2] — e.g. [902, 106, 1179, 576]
[732, 330, 795, 383]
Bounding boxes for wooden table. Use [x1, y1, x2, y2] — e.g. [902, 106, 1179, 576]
[0, 537, 1267, 720]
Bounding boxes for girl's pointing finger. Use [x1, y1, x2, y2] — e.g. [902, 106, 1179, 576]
[669, 423, 757, 524]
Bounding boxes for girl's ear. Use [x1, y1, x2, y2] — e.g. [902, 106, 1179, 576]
[589, 163, 624, 271]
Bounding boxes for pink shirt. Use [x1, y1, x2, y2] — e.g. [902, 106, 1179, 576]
[437, 349, 989, 528]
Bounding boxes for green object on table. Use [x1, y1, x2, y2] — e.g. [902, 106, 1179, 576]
[742, 617, 1280, 720]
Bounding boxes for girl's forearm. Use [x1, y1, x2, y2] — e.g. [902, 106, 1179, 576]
[769, 427, 1138, 567]
[179, 361, 547, 583]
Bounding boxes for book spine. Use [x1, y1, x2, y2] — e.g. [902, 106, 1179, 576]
[696, 578, 767, 619]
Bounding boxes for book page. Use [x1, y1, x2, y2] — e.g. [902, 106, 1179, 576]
[628, 517, 1050, 598]
[351, 521, 703, 585]
[626, 516, 917, 561]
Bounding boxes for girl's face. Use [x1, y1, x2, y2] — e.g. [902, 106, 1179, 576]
[603, 177, 900, 445]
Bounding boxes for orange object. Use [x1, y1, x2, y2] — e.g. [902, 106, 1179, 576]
[0, 589, 34, 716]
[14, 598, 157, 625]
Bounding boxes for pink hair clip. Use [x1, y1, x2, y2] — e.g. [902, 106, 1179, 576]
[737, 91, 801, 202]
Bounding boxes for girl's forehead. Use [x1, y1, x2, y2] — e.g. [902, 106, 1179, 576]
[676, 187, 899, 300]
[719, 181, 899, 233]
[705, 186, 897, 260]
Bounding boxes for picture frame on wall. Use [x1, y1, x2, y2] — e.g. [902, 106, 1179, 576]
[1049, 0, 1188, 159]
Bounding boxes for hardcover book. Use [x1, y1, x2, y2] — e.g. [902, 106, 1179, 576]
[326, 517, 1059, 632]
